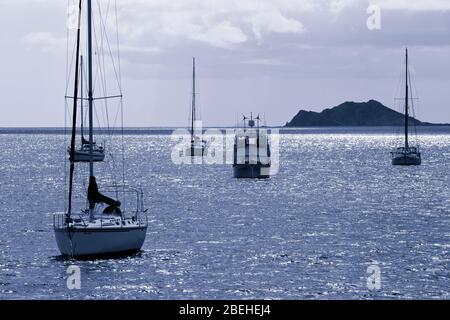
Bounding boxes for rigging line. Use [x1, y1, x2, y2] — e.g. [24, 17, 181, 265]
[82, 57, 89, 130]
[409, 68, 420, 146]
[65, 29, 78, 96]
[90, 10, 102, 134]
[101, 104, 121, 188]
[91, 12, 102, 106]
[410, 66, 421, 130]
[92, 101, 106, 146]
[64, 100, 68, 214]
[409, 72, 417, 120]
[91, 101, 119, 188]
[65, 0, 78, 95]
[106, 141, 120, 192]
[92, 10, 109, 143]
[97, 0, 123, 92]
[120, 98, 125, 185]
[392, 58, 405, 137]
[98, 0, 110, 133]
[407, 53, 420, 101]
[92, 5, 112, 141]
[93, 0, 122, 129]
[110, 99, 121, 127]
[99, 0, 124, 188]
[104, 99, 121, 137]
[102, 131, 120, 195]
[65, 2, 83, 97]
[96, 0, 109, 93]
[68, 0, 83, 219]
[106, 103, 122, 184]
[65, 0, 70, 95]
[115, 0, 123, 92]
[114, 0, 126, 185]
[88, 0, 119, 190]
[64, 0, 73, 215]
[411, 71, 420, 101]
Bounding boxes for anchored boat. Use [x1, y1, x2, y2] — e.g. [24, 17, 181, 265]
[67, 56, 105, 163]
[391, 48, 422, 166]
[233, 113, 271, 179]
[186, 57, 207, 157]
[54, 0, 147, 258]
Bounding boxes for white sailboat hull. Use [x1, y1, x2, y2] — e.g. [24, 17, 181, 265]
[54, 225, 147, 257]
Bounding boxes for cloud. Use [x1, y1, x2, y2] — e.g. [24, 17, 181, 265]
[121, 45, 162, 54]
[188, 21, 248, 49]
[14, 0, 450, 53]
[329, 0, 360, 14]
[115, 0, 310, 49]
[373, 0, 450, 11]
[246, 11, 305, 42]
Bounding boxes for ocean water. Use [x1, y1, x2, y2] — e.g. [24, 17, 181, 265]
[0, 128, 449, 300]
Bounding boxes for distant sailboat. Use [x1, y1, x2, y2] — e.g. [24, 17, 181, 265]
[68, 55, 105, 163]
[186, 57, 206, 157]
[391, 48, 422, 166]
[54, 0, 147, 258]
[233, 113, 271, 179]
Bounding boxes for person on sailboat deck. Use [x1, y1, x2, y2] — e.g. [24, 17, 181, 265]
[88, 176, 121, 215]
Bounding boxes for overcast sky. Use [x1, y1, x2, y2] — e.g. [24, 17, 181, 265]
[1, 0, 449, 127]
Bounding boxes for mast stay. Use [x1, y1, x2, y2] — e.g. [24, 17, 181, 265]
[80, 56, 84, 143]
[88, 0, 94, 179]
[67, 0, 83, 219]
[404, 48, 409, 149]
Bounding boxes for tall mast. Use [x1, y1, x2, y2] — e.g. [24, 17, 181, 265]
[80, 55, 84, 141]
[87, 0, 94, 177]
[191, 57, 196, 140]
[68, 0, 82, 218]
[405, 48, 409, 149]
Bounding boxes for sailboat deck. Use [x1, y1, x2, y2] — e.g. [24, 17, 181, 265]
[53, 213, 147, 231]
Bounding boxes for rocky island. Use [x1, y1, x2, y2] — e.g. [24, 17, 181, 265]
[285, 100, 440, 127]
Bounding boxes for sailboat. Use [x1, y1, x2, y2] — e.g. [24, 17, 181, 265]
[186, 57, 207, 157]
[233, 113, 271, 178]
[54, 0, 147, 258]
[67, 55, 105, 163]
[391, 48, 422, 166]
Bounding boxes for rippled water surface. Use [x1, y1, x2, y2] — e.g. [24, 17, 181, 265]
[0, 128, 449, 299]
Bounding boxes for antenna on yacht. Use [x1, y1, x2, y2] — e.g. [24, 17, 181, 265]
[242, 114, 247, 130]
[256, 114, 261, 129]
